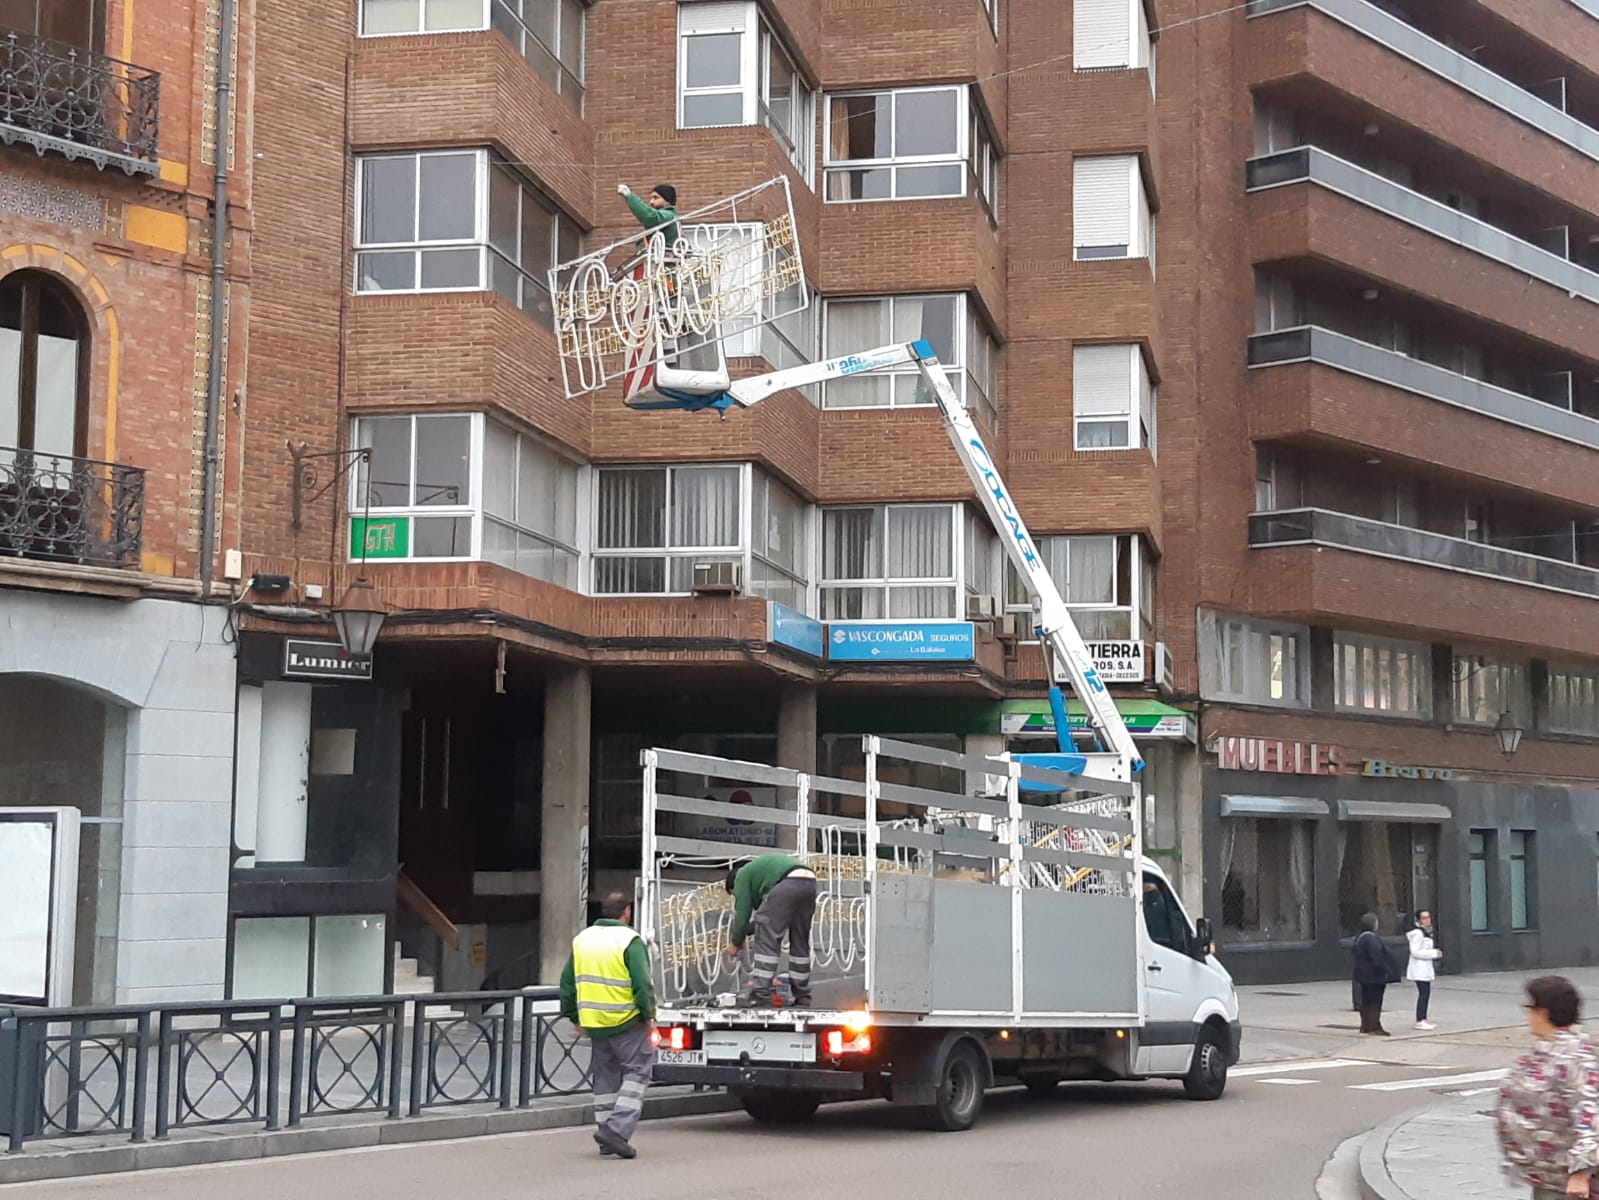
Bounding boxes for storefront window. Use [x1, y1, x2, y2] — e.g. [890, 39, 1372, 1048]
[1217, 817, 1313, 944]
[1510, 830, 1534, 930]
[1337, 822, 1438, 937]
[1469, 830, 1492, 931]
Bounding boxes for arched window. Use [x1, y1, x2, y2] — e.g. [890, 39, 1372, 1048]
[0, 271, 90, 458]
[0, 0, 104, 52]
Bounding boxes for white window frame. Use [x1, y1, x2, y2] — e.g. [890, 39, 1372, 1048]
[349, 412, 586, 571]
[676, 2, 816, 178]
[1073, 0, 1154, 72]
[1073, 154, 1152, 260]
[820, 293, 998, 428]
[1333, 631, 1433, 718]
[1006, 534, 1153, 643]
[358, 0, 586, 107]
[818, 502, 967, 623]
[969, 105, 1000, 222]
[1451, 651, 1532, 727]
[981, 0, 999, 36]
[1203, 611, 1310, 707]
[1073, 343, 1154, 452]
[1548, 664, 1599, 735]
[750, 469, 814, 613]
[823, 85, 977, 204]
[481, 419, 584, 588]
[352, 150, 574, 327]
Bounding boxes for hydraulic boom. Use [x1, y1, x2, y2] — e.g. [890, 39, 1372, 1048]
[728, 339, 1144, 782]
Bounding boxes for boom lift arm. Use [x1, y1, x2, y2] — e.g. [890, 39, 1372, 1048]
[727, 339, 1145, 783]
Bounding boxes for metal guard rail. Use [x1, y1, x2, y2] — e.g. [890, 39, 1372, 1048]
[0, 988, 608, 1153]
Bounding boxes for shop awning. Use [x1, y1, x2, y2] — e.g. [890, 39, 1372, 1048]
[1337, 800, 1453, 823]
[1221, 795, 1330, 817]
[999, 698, 1194, 742]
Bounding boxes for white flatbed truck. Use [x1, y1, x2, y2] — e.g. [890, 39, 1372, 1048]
[634, 343, 1240, 1130]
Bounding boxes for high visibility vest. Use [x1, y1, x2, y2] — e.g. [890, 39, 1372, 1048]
[571, 924, 641, 1030]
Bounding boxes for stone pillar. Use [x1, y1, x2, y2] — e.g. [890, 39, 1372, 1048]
[1175, 744, 1205, 915]
[776, 685, 817, 851]
[539, 665, 592, 985]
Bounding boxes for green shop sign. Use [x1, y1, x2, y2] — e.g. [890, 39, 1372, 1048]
[1000, 698, 1194, 742]
[350, 516, 410, 560]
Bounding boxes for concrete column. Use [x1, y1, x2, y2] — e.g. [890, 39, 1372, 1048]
[1175, 744, 1205, 915]
[256, 682, 312, 863]
[539, 666, 592, 985]
[776, 685, 817, 851]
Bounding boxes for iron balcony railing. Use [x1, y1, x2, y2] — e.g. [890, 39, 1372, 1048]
[1249, 508, 1599, 602]
[0, 988, 604, 1152]
[1246, 146, 1599, 309]
[0, 448, 145, 569]
[1246, 0, 1599, 162]
[0, 26, 160, 175]
[1247, 326, 1599, 451]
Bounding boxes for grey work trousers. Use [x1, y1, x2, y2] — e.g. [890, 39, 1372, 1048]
[588, 1022, 656, 1142]
[750, 874, 818, 1005]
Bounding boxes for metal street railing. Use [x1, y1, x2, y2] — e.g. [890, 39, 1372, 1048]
[1, 989, 600, 1153]
[0, 27, 160, 174]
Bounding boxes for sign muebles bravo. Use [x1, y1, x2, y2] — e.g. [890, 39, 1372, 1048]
[1211, 735, 1454, 780]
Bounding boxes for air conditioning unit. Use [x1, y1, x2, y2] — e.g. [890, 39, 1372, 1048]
[691, 560, 743, 595]
[1000, 611, 1036, 640]
[1155, 641, 1175, 689]
[965, 593, 1000, 621]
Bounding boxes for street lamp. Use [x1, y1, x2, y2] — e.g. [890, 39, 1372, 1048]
[331, 577, 386, 656]
[1493, 709, 1524, 760]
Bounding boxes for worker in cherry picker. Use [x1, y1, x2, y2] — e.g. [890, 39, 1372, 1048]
[725, 854, 818, 1008]
[616, 181, 680, 254]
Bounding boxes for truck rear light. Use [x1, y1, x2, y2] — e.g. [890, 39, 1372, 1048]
[825, 1029, 872, 1057]
[650, 1026, 690, 1051]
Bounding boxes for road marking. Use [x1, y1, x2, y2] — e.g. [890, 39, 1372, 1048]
[1447, 1087, 1499, 1097]
[1259, 1077, 1321, 1086]
[1233, 1058, 1368, 1077]
[1353, 1069, 1507, 1092]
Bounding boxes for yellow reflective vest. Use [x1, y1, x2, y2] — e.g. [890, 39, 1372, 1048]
[571, 924, 643, 1030]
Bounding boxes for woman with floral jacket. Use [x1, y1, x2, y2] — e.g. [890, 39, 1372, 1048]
[1497, 976, 1599, 1199]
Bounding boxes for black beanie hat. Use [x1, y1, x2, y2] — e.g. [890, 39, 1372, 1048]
[652, 183, 677, 206]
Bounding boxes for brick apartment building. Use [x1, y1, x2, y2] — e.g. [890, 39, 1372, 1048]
[9, 0, 1599, 1004]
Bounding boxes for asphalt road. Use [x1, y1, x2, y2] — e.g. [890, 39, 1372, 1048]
[14, 1058, 1507, 1200]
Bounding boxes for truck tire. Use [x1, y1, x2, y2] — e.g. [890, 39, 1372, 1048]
[923, 1040, 987, 1131]
[737, 1090, 821, 1124]
[1182, 1028, 1228, 1101]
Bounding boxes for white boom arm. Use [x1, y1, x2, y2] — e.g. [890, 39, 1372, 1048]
[728, 339, 1144, 782]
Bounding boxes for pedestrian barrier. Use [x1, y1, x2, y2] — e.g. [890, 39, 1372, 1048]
[0, 988, 596, 1153]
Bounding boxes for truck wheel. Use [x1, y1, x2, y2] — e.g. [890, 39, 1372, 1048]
[924, 1041, 987, 1131]
[1182, 1029, 1228, 1101]
[1022, 1075, 1060, 1097]
[738, 1090, 821, 1124]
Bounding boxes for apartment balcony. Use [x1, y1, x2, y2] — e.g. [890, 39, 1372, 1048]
[1248, 326, 1599, 508]
[0, 27, 159, 175]
[1246, 154, 1599, 360]
[1248, 507, 1599, 656]
[1244, 1, 1599, 217]
[0, 448, 145, 569]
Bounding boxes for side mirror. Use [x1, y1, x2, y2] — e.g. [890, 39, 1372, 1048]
[1194, 918, 1215, 958]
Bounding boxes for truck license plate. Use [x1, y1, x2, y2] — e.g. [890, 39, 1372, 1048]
[656, 1049, 706, 1067]
[703, 1031, 816, 1063]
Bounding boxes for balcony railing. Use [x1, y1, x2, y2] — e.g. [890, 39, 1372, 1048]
[1248, 325, 1599, 451]
[0, 448, 145, 569]
[1247, 147, 1599, 309]
[0, 26, 160, 175]
[1246, 0, 1599, 163]
[1249, 507, 1599, 601]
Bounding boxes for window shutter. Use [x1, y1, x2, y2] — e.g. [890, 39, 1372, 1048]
[1073, 156, 1134, 252]
[1133, 0, 1151, 68]
[1074, 345, 1134, 417]
[1133, 166, 1152, 256]
[679, 1, 751, 35]
[1074, 0, 1132, 69]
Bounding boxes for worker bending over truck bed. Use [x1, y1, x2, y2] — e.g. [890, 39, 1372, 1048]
[724, 854, 818, 1007]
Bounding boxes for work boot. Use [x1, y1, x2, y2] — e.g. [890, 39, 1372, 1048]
[594, 1127, 637, 1159]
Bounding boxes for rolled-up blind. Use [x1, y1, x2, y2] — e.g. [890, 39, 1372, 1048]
[1073, 344, 1135, 417]
[1075, 0, 1132, 69]
[1073, 156, 1134, 253]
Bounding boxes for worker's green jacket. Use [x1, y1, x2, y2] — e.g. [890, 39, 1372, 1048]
[729, 854, 807, 947]
[558, 919, 656, 1039]
[624, 192, 680, 252]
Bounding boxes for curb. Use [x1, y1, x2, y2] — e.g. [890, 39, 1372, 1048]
[0, 1089, 741, 1187]
[1358, 1104, 1426, 1200]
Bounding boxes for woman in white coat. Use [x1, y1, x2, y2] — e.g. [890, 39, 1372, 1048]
[1406, 911, 1443, 1030]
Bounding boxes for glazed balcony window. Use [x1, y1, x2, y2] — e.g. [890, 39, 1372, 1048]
[1074, 154, 1153, 261]
[352, 149, 578, 327]
[1451, 651, 1532, 728]
[1548, 665, 1599, 736]
[825, 85, 999, 210]
[675, 1, 815, 177]
[820, 503, 962, 621]
[1201, 610, 1311, 707]
[1073, 343, 1154, 451]
[1074, 0, 1154, 74]
[360, 0, 585, 110]
[1333, 631, 1432, 718]
[1005, 534, 1155, 642]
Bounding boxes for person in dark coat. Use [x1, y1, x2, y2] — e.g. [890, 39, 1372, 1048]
[1352, 911, 1397, 1036]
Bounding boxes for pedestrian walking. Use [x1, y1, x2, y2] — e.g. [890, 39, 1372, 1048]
[1406, 910, 1443, 1031]
[1496, 975, 1599, 1199]
[1352, 912, 1401, 1036]
[724, 853, 818, 1007]
[559, 892, 656, 1160]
